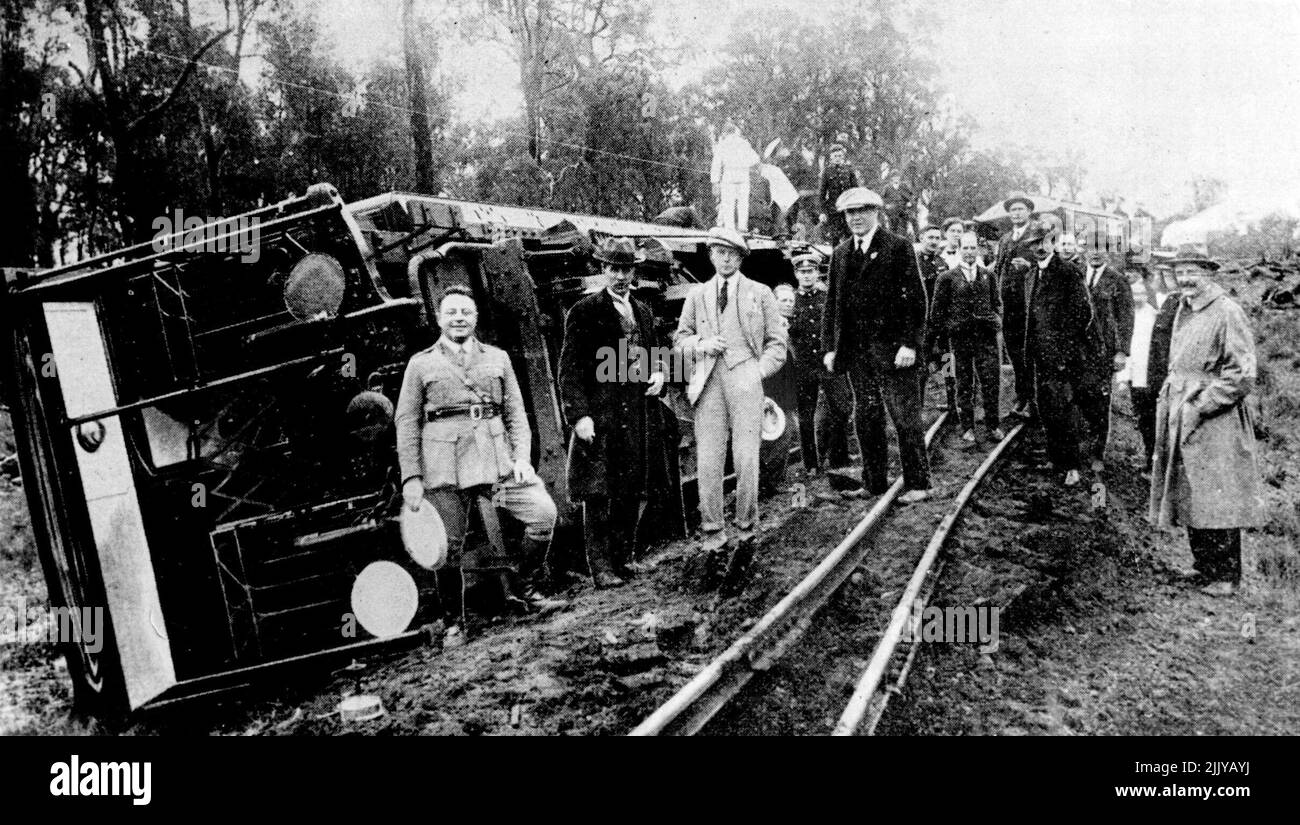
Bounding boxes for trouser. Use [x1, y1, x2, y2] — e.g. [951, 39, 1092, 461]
[1004, 319, 1033, 406]
[847, 360, 931, 493]
[951, 328, 1002, 431]
[760, 412, 795, 493]
[1131, 385, 1157, 463]
[584, 495, 646, 574]
[695, 358, 763, 535]
[1036, 372, 1083, 471]
[1077, 368, 1116, 462]
[1188, 527, 1242, 584]
[796, 366, 852, 470]
[719, 181, 750, 231]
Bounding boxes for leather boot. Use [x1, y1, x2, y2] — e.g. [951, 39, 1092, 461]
[587, 533, 626, 590]
[516, 536, 569, 611]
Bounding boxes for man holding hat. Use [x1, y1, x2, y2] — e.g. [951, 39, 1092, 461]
[790, 251, 853, 472]
[674, 227, 787, 562]
[995, 192, 1040, 419]
[1149, 249, 1263, 597]
[1023, 223, 1098, 486]
[822, 187, 932, 503]
[818, 144, 861, 247]
[396, 285, 566, 625]
[558, 237, 676, 589]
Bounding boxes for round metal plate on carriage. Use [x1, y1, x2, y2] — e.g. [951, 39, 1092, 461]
[338, 694, 385, 723]
[284, 252, 346, 320]
[349, 561, 418, 638]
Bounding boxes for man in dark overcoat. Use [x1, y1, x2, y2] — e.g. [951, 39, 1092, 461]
[558, 237, 675, 588]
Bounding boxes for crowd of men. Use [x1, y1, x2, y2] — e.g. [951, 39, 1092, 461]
[394, 185, 1265, 641]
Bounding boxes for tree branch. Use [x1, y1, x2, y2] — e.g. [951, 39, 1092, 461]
[127, 27, 231, 133]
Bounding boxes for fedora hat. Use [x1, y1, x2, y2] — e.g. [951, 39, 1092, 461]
[761, 397, 787, 441]
[400, 498, 448, 570]
[1002, 191, 1036, 212]
[593, 236, 645, 267]
[706, 225, 750, 256]
[1168, 245, 1221, 271]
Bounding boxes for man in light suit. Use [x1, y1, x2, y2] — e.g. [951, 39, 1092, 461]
[674, 226, 787, 558]
[822, 188, 932, 503]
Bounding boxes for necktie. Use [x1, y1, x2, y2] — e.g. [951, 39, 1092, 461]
[457, 346, 468, 368]
[718, 279, 729, 315]
[1089, 268, 1098, 288]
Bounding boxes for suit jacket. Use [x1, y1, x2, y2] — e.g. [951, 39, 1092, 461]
[821, 227, 927, 372]
[929, 262, 1002, 345]
[673, 274, 787, 404]
[1083, 263, 1136, 365]
[557, 290, 673, 501]
[1024, 256, 1097, 376]
[995, 225, 1039, 340]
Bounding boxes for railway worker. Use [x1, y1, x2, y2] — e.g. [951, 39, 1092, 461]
[396, 285, 567, 624]
[940, 217, 966, 270]
[674, 226, 787, 560]
[930, 232, 1006, 446]
[1149, 250, 1264, 597]
[557, 237, 676, 589]
[917, 225, 947, 302]
[711, 119, 760, 230]
[1022, 223, 1097, 487]
[1077, 246, 1135, 471]
[995, 192, 1041, 420]
[789, 252, 853, 472]
[822, 187, 932, 503]
[818, 144, 862, 247]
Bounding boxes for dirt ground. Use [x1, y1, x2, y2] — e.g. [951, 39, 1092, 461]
[2, 261, 1297, 736]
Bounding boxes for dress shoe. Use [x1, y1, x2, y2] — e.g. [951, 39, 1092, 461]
[700, 530, 728, 553]
[989, 427, 1007, 441]
[1199, 580, 1237, 597]
[898, 488, 932, 504]
[1063, 469, 1082, 487]
[841, 486, 868, 499]
[442, 624, 466, 649]
[961, 429, 977, 443]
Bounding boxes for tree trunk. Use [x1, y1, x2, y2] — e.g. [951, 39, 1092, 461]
[403, 0, 437, 194]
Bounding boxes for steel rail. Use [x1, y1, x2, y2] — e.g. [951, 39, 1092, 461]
[832, 421, 1026, 736]
[628, 411, 950, 736]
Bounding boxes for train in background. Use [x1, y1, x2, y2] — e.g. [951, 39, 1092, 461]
[0, 183, 813, 714]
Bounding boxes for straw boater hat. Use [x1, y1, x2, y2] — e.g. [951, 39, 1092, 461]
[400, 499, 448, 570]
[592, 236, 645, 266]
[1002, 191, 1036, 212]
[761, 397, 787, 441]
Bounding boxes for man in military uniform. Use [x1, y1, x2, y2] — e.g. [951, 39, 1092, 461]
[789, 252, 852, 472]
[818, 144, 861, 247]
[558, 238, 674, 588]
[396, 285, 565, 624]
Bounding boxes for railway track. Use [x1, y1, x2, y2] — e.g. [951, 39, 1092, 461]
[629, 415, 1026, 736]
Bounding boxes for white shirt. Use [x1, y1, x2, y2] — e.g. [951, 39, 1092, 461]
[715, 272, 740, 311]
[961, 264, 978, 283]
[1120, 302, 1157, 387]
[1086, 265, 1104, 288]
[606, 287, 635, 322]
[850, 225, 879, 254]
[1037, 254, 1054, 271]
[1011, 223, 1028, 241]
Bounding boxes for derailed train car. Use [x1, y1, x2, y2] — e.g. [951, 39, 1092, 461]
[0, 183, 807, 713]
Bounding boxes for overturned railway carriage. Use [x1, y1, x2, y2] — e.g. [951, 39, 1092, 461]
[0, 183, 806, 713]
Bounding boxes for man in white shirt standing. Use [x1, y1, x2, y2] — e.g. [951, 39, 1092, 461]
[710, 120, 759, 231]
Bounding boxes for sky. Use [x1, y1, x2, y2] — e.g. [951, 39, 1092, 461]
[311, 0, 1300, 218]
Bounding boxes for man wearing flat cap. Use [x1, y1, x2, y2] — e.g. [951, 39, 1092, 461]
[1023, 222, 1098, 486]
[995, 192, 1040, 419]
[1149, 249, 1263, 597]
[674, 227, 787, 564]
[822, 187, 932, 503]
[559, 237, 676, 589]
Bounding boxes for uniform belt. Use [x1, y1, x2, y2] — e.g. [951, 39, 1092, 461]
[426, 403, 501, 422]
